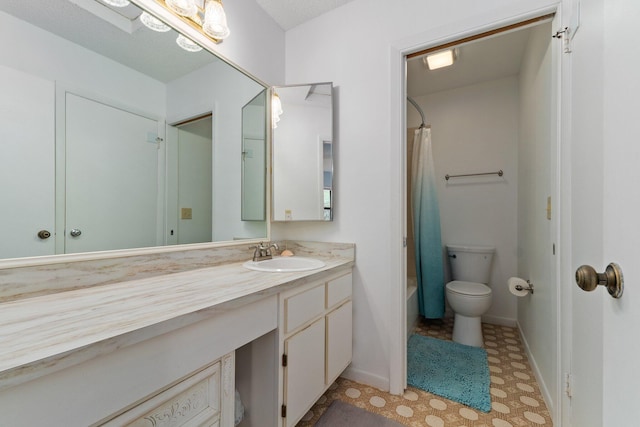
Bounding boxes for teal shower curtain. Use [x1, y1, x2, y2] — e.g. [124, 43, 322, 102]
[411, 127, 445, 318]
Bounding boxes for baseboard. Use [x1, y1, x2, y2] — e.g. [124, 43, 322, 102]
[341, 366, 390, 393]
[516, 321, 555, 420]
[482, 314, 517, 327]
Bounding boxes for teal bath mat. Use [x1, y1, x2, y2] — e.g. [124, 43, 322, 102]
[407, 334, 491, 412]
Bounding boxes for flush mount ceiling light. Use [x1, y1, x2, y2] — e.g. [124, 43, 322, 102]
[140, 11, 171, 32]
[424, 49, 457, 70]
[101, 0, 130, 7]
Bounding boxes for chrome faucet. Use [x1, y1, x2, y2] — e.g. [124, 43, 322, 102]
[251, 242, 279, 262]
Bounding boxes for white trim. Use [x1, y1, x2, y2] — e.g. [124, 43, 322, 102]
[341, 367, 390, 392]
[518, 321, 555, 418]
[388, 0, 561, 398]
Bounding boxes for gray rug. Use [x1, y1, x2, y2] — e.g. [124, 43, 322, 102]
[314, 400, 404, 427]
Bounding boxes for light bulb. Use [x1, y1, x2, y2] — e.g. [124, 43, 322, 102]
[165, 0, 197, 17]
[140, 12, 171, 32]
[176, 34, 202, 52]
[202, 0, 230, 40]
[102, 0, 130, 7]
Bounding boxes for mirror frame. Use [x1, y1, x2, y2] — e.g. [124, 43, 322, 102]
[0, 0, 271, 270]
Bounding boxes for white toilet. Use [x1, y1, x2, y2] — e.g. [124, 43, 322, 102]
[445, 245, 495, 347]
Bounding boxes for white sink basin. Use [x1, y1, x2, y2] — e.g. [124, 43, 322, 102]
[243, 256, 325, 272]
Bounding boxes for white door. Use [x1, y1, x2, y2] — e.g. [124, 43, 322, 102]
[599, 0, 639, 424]
[64, 93, 163, 254]
[0, 66, 55, 259]
[568, 0, 640, 425]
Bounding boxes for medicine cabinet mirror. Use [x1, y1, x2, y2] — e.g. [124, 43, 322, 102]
[272, 83, 334, 222]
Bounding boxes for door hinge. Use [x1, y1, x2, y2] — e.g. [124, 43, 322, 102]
[281, 404, 287, 418]
[565, 372, 573, 398]
[282, 353, 287, 367]
[403, 237, 407, 248]
[552, 27, 572, 53]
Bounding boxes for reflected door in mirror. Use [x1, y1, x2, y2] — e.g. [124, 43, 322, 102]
[0, 66, 55, 259]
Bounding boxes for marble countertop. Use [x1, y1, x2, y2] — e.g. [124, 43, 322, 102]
[0, 254, 353, 390]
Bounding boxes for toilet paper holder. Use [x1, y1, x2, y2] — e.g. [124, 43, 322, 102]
[515, 280, 534, 294]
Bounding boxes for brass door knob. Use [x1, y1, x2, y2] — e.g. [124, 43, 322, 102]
[37, 230, 51, 239]
[575, 263, 624, 298]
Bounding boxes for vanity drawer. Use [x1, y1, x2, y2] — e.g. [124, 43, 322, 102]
[326, 273, 352, 309]
[102, 360, 223, 427]
[285, 284, 325, 333]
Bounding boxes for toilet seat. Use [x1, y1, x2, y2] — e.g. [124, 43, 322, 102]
[446, 280, 491, 296]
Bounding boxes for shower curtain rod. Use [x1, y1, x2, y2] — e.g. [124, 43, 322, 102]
[407, 96, 427, 128]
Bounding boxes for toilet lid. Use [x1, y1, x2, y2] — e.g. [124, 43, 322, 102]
[446, 281, 491, 296]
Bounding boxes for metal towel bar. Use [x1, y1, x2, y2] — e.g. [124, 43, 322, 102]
[445, 170, 503, 181]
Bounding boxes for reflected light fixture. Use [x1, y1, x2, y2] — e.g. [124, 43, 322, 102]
[102, 0, 130, 7]
[176, 34, 203, 52]
[424, 49, 457, 70]
[272, 93, 283, 128]
[140, 11, 171, 32]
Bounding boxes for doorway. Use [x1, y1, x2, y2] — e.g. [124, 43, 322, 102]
[402, 15, 560, 419]
[167, 115, 214, 246]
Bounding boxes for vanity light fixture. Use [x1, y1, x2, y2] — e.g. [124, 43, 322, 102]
[138, 0, 231, 52]
[102, 0, 131, 7]
[424, 49, 457, 70]
[272, 92, 283, 128]
[140, 11, 171, 32]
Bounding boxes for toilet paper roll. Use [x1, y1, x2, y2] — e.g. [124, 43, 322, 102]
[508, 277, 530, 297]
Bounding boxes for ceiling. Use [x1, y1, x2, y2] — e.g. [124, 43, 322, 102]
[255, 0, 356, 30]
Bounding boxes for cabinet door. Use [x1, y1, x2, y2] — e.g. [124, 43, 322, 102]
[326, 301, 353, 385]
[283, 318, 325, 427]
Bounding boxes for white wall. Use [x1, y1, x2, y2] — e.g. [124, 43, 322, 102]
[205, 0, 285, 86]
[516, 22, 557, 412]
[275, 0, 558, 390]
[409, 77, 519, 325]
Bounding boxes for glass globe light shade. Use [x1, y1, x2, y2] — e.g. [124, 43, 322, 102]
[140, 12, 171, 32]
[102, 0, 130, 7]
[202, 0, 230, 40]
[165, 0, 197, 17]
[176, 34, 202, 52]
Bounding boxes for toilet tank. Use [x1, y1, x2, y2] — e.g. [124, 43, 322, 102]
[446, 245, 495, 284]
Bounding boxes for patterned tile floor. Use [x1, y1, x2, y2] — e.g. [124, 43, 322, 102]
[297, 317, 553, 426]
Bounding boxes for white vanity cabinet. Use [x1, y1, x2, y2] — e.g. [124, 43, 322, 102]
[278, 270, 353, 427]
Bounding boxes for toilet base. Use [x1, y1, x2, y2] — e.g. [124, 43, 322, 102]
[452, 313, 484, 347]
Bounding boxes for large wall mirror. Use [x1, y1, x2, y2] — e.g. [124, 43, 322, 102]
[0, 0, 268, 261]
[272, 83, 334, 221]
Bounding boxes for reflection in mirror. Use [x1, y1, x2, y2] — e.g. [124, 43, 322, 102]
[0, 0, 267, 260]
[272, 83, 334, 222]
[241, 90, 267, 221]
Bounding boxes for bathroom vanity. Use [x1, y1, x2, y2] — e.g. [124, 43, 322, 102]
[0, 242, 354, 427]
